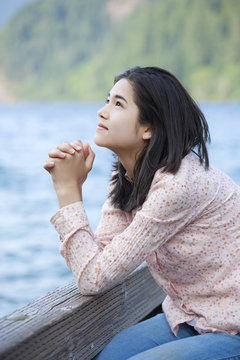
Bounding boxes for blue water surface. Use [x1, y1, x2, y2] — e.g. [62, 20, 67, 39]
[0, 102, 239, 317]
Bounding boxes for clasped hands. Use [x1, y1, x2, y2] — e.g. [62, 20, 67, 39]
[44, 140, 95, 207]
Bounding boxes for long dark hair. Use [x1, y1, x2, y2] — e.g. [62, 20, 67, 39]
[109, 66, 210, 212]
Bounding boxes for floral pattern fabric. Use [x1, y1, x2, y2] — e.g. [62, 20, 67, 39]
[51, 152, 240, 336]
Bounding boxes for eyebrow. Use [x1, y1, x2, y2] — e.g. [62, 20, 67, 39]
[108, 93, 128, 104]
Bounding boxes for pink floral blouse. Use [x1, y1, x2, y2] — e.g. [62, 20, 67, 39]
[51, 152, 240, 336]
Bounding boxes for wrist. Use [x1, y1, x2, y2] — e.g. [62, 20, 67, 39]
[54, 183, 82, 208]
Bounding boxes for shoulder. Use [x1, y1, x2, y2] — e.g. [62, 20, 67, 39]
[149, 153, 200, 191]
[138, 154, 210, 221]
[146, 152, 221, 208]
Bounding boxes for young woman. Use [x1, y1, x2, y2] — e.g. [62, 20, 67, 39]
[44, 67, 240, 360]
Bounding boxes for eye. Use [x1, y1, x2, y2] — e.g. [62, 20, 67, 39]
[116, 101, 122, 107]
[105, 98, 110, 104]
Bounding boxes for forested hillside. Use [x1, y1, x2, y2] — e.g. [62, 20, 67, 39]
[0, 0, 239, 101]
[0, 0, 36, 26]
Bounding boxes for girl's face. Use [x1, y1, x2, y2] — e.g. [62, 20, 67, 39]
[94, 78, 151, 160]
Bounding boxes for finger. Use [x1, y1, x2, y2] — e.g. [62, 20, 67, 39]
[48, 147, 66, 159]
[43, 160, 55, 172]
[70, 140, 83, 152]
[82, 143, 89, 159]
[85, 145, 95, 172]
[57, 142, 76, 155]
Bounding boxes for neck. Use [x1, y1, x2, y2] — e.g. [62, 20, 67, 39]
[118, 149, 141, 180]
[114, 144, 146, 179]
[119, 157, 135, 180]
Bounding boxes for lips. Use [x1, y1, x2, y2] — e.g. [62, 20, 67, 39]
[97, 123, 108, 130]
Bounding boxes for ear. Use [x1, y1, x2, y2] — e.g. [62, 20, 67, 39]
[142, 125, 152, 140]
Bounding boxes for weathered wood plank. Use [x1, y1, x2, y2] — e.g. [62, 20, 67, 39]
[0, 265, 166, 360]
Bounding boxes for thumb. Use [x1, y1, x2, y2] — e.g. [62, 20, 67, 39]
[82, 142, 89, 160]
[85, 145, 95, 172]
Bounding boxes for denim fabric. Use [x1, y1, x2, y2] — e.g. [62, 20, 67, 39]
[94, 314, 240, 360]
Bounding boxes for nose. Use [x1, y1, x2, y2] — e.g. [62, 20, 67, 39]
[97, 104, 109, 119]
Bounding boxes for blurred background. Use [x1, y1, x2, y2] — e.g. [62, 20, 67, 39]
[0, 0, 239, 317]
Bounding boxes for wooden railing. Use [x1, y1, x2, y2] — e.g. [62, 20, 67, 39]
[0, 265, 166, 360]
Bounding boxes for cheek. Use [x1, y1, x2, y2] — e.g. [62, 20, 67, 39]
[109, 122, 128, 139]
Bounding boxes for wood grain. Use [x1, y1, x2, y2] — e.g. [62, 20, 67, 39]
[0, 265, 166, 360]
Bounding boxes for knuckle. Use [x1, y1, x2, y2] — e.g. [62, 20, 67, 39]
[58, 142, 69, 150]
[49, 147, 57, 154]
[58, 144, 65, 150]
[76, 139, 82, 146]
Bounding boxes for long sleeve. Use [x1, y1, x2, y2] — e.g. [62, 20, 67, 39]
[51, 152, 240, 335]
[51, 163, 204, 295]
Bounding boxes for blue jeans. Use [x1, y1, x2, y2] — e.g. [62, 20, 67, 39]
[94, 313, 240, 360]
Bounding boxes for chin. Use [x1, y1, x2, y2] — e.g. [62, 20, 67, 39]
[94, 135, 105, 147]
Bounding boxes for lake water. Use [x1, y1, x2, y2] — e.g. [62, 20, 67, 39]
[0, 102, 240, 317]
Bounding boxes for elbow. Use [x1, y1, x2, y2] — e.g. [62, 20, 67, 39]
[75, 260, 115, 295]
[77, 279, 108, 296]
[79, 288, 103, 296]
